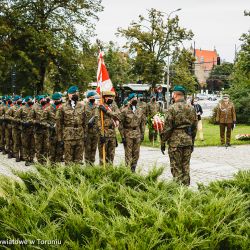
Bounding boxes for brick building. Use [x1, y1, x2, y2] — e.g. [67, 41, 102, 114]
[193, 49, 219, 87]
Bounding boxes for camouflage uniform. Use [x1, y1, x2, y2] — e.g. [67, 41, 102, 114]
[16, 104, 35, 165]
[84, 102, 99, 165]
[12, 104, 23, 161]
[5, 104, 14, 157]
[33, 103, 50, 163]
[119, 105, 144, 171]
[56, 100, 85, 164]
[98, 103, 120, 165]
[161, 99, 197, 185]
[216, 101, 236, 145]
[147, 101, 161, 142]
[0, 103, 7, 152]
[42, 102, 63, 163]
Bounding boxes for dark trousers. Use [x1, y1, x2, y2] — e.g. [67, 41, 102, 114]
[220, 123, 232, 144]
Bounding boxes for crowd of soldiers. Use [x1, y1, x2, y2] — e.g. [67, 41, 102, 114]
[0, 85, 198, 185]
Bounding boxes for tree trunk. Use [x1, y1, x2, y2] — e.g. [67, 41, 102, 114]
[37, 61, 46, 94]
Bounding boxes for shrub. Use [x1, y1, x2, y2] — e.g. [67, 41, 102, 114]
[0, 165, 249, 249]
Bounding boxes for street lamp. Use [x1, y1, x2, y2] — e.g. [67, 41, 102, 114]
[165, 8, 182, 109]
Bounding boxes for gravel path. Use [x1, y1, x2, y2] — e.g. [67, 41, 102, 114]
[0, 144, 249, 187]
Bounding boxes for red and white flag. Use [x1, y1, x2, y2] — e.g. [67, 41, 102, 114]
[96, 51, 114, 94]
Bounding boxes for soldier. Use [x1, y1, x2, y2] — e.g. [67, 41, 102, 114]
[119, 93, 145, 172]
[10, 96, 24, 162]
[56, 86, 85, 164]
[5, 96, 14, 158]
[161, 86, 197, 186]
[98, 91, 120, 165]
[32, 95, 50, 163]
[16, 96, 35, 166]
[0, 96, 7, 153]
[42, 92, 63, 163]
[84, 91, 99, 165]
[216, 94, 236, 146]
[147, 94, 161, 142]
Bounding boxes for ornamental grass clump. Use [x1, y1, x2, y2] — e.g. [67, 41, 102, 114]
[0, 164, 249, 249]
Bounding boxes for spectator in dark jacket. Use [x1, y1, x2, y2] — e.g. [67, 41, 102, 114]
[192, 98, 204, 141]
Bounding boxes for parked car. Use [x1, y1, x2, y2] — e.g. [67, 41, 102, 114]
[207, 94, 217, 101]
[196, 93, 208, 100]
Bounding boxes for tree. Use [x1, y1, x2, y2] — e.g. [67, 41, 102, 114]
[117, 8, 193, 87]
[104, 42, 133, 87]
[170, 48, 197, 93]
[206, 62, 234, 92]
[0, 0, 103, 94]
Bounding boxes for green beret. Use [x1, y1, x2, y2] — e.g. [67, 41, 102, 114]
[87, 91, 97, 98]
[123, 98, 128, 105]
[13, 95, 21, 102]
[68, 85, 79, 94]
[173, 85, 186, 94]
[37, 95, 45, 101]
[24, 96, 32, 102]
[127, 93, 136, 101]
[52, 92, 62, 100]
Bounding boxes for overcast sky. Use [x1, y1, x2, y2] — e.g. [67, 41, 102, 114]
[94, 0, 250, 62]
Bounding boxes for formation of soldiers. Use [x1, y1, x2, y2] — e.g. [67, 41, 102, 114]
[0, 85, 198, 185]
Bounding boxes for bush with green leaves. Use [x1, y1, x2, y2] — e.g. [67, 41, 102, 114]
[0, 165, 249, 249]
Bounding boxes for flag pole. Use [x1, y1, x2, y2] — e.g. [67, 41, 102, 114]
[100, 92, 106, 167]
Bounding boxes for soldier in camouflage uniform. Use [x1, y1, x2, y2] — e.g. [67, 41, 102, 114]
[0, 96, 7, 153]
[147, 94, 161, 142]
[11, 96, 24, 162]
[33, 95, 50, 163]
[119, 93, 145, 172]
[98, 91, 120, 166]
[4, 96, 14, 158]
[216, 94, 236, 146]
[84, 91, 99, 165]
[56, 86, 85, 164]
[161, 86, 197, 186]
[16, 96, 35, 166]
[41, 92, 63, 163]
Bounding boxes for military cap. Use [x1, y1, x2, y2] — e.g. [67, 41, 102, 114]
[102, 90, 115, 96]
[87, 91, 97, 98]
[222, 94, 230, 98]
[13, 95, 21, 101]
[52, 92, 62, 100]
[127, 93, 137, 101]
[68, 85, 79, 94]
[24, 96, 32, 102]
[123, 98, 128, 105]
[37, 95, 45, 101]
[173, 85, 186, 94]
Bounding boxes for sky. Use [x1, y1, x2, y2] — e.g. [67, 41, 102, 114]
[94, 0, 250, 62]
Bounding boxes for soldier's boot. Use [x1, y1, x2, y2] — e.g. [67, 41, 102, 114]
[131, 165, 136, 173]
[8, 152, 14, 159]
[2, 149, 7, 155]
[25, 161, 31, 166]
[15, 154, 20, 162]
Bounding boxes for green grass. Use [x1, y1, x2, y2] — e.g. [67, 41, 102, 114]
[0, 164, 249, 249]
[141, 119, 250, 148]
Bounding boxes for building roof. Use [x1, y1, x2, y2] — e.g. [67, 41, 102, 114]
[195, 49, 218, 71]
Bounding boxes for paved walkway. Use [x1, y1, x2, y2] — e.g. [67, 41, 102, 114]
[0, 144, 250, 187]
